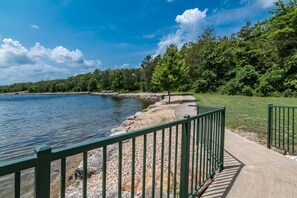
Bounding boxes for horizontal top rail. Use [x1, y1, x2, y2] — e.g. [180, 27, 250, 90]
[270, 105, 297, 109]
[190, 108, 224, 121]
[52, 118, 187, 160]
[0, 156, 35, 177]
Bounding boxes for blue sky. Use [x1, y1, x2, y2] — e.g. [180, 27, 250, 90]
[0, 0, 277, 85]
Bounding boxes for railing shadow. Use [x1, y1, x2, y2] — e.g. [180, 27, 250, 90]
[201, 150, 245, 198]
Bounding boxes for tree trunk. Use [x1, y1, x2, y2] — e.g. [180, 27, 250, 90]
[168, 90, 171, 103]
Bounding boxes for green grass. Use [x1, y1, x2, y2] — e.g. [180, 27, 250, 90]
[192, 93, 297, 139]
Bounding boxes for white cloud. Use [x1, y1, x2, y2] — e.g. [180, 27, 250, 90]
[28, 43, 101, 68]
[256, 0, 275, 8]
[155, 8, 207, 55]
[29, 42, 50, 58]
[121, 63, 130, 68]
[49, 46, 84, 64]
[0, 38, 34, 68]
[30, 24, 40, 29]
[240, 0, 275, 8]
[0, 38, 101, 85]
[0, 64, 69, 85]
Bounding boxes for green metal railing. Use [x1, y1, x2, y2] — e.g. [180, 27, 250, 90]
[197, 105, 222, 115]
[267, 104, 297, 154]
[0, 107, 225, 198]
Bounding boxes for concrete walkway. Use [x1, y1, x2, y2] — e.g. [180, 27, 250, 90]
[176, 95, 297, 198]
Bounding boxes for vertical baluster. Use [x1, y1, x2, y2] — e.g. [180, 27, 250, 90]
[160, 129, 165, 197]
[206, 115, 210, 178]
[287, 108, 290, 153]
[202, 116, 206, 182]
[209, 114, 212, 176]
[179, 115, 190, 198]
[212, 113, 216, 172]
[173, 125, 178, 198]
[152, 131, 156, 197]
[83, 152, 87, 198]
[267, 104, 272, 149]
[275, 107, 277, 146]
[60, 158, 66, 198]
[102, 146, 107, 198]
[279, 107, 281, 148]
[142, 135, 147, 198]
[131, 138, 136, 198]
[217, 112, 221, 169]
[191, 119, 195, 194]
[219, 107, 226, 172]
[199, 117, 203, 185]
[293, 109, 295, 153]
[15, 171, 20, 198]
[167, 127, 172, 198]
[283, 108, 285, 150]
[216, 112, 219, 169]
[118, 142, 122, 198]
[195, 119, 199, 189]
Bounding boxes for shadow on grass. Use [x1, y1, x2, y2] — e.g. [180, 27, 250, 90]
[201, 150, 245, 198]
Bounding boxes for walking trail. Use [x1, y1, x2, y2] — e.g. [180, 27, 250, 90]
[176, 95, 297, 198]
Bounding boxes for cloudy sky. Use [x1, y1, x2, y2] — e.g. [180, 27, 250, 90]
[0, 0, 277, 85]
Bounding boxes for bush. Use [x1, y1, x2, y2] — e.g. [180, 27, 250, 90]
[219, 65, 258, 95]
[219, 79, 242, 95]
[256, 67, 284, 96]
[242, 86, 254, 96]
[283, 89, 297, 97]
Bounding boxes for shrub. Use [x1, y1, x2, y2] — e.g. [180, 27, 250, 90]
[256, 67, 284, 96]
[242, 86, 254, 96]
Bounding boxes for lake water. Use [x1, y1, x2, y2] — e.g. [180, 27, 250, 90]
[0, 94, 152, 162]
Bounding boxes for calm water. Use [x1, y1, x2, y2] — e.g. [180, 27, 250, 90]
[0, 94, 152, 162]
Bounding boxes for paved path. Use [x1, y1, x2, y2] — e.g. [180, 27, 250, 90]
[175, 95, 297, 198]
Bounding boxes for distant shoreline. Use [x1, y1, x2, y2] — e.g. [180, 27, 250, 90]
[0, 91, 166, 101]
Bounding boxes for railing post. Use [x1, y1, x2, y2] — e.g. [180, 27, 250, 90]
[35, 145, 52, 198]
[219, 107, 225, 172]
[267, 104, 273, 149]
[180, 115, 191, 197]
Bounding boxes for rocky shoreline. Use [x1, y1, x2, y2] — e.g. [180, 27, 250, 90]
[63, 95, 183, 197]
[90, 92, 164, 101]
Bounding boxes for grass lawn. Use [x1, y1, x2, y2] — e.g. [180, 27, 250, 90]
[192, 93, 297, 139]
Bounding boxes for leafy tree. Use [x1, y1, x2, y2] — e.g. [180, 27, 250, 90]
[221, 65, 259, 95]
[257, 67, 285, 96]
[152, 45, 189, 102]
[100, 70, 112, 90]
[88, 78, 99, 92]
[111, 70, 124, 91]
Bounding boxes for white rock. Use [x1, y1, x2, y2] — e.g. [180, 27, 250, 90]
[126, 115, 135, 120]
[121, 120, 134, 127]
[134, 112, 143, 117]
[111, 126, 128, 133]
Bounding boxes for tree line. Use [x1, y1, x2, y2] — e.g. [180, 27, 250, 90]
[1, 0, 296, 97]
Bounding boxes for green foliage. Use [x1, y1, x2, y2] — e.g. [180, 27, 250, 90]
[152, 45, 189, 102]
[1, 1, 296, 97]
[111, 70, 124, 90]
[220, 65, 258, 95]
[257, 67, 285, 96]
[88, 78, 99, 92]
